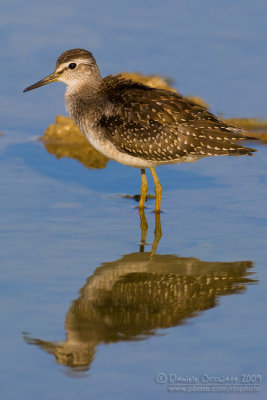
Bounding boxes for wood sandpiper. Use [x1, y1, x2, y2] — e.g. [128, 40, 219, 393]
[24, 48, 256, 212]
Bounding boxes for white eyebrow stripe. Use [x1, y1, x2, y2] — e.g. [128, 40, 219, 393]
[56, 58, 93, 72]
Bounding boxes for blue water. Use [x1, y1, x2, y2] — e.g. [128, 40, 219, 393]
[1, 1, 267, 399]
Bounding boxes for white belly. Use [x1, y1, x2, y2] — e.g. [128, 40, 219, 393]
[80, 124, 159, 168]
[79, 121, 202, 169]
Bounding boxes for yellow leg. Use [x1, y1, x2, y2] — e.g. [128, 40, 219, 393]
[150, 211, 162, 259]
[138, 207, 148, 252]
[139, 168, 148, 209]
[150, 167, 162, 213]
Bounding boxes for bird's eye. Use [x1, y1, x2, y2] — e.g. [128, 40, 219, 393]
[68, 63, 77, 70]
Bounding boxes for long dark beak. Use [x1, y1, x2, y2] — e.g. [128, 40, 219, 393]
[23, 72, 59, 92]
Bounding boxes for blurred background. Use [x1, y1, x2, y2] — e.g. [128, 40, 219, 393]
[1, 0, 267, 133]
[1, 1, 267, 399]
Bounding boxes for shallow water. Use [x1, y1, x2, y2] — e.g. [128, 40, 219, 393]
[1, 1, 267, 399]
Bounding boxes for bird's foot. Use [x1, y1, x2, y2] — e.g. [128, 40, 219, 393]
[121, 193, 155, 202]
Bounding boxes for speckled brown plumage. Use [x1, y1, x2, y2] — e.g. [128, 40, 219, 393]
[98, 75, 255, 161]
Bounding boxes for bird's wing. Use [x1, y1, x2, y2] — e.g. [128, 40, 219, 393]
[97, 75, 255, 161]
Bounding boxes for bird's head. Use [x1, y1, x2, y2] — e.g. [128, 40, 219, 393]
[23, 49, 101, 93]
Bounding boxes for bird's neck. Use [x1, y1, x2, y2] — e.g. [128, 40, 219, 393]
[65, 79, 104, 129]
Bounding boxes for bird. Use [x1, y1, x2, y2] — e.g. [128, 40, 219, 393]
[23, 48, 256, 212]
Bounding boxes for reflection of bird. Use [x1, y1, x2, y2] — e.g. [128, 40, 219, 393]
[24, 216, 255, 372]
[24, 49, 256, 212]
